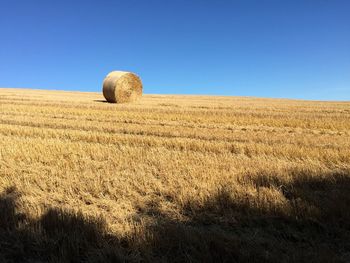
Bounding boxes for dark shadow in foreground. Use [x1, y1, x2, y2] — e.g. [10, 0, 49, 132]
[0, 169, 350, 262]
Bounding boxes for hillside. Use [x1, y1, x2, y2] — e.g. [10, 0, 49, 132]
[1, 88, 350, 262]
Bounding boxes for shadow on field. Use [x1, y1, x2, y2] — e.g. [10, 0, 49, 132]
[93, 99, 109, 103]
[1, 169, 350, 262]
[0, 187, 124, 262]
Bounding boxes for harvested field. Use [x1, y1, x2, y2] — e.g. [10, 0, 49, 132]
[0, 88, 350, 262]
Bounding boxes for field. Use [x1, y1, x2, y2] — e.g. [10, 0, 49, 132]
[0, 88, 350, 262]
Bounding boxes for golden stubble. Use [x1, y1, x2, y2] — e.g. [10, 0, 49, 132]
[1, 87, 350, 238]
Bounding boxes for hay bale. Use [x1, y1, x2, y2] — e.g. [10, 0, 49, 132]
[102, 71, 143, 103]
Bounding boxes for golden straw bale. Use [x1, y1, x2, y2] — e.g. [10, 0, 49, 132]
[102, 71, 142, 103]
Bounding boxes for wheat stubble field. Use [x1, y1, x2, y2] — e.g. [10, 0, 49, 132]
[0, 88, 350, 262]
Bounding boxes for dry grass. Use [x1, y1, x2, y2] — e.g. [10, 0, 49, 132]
[0, 88, 350, 262]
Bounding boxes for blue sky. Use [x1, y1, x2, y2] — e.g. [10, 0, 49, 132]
[0, 0, 349, 100]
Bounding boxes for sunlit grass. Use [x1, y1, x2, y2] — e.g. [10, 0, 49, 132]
[1, 88, 349, 262]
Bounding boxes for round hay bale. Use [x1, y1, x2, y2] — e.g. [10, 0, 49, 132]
[102, 71, 143, 103]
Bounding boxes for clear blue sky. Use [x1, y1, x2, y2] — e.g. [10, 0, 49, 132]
[0, 0, 349, 100]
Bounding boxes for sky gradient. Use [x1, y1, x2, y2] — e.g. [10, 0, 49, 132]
[0, 0, 349, 100]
